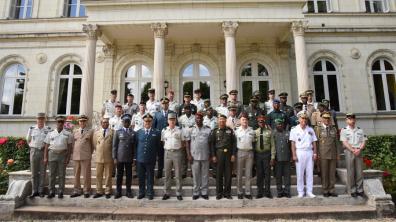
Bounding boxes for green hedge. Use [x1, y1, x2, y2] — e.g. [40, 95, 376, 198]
[0, 137, 30, 194]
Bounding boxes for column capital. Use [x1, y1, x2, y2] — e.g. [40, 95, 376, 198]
[102, 44, 116, 57]
[83, 24, 101, 40]
[222, 21, 239, 37]
[291, 20, 308, 37]
[151, 23, 168, 38]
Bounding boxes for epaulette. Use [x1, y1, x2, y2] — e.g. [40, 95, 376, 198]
[357, 127, 361, 129]
[29, 126, 35, 129]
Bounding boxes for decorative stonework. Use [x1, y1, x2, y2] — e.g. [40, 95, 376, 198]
[102, 44, 116, 57]
[36, 53, 47, 64]
[222, 21, 238, 37]
[350, 48, 361, 59]
[82, 24, 101, 40]
[96, 52, 104, 63]
[291, 20, 308, 36]
[151, 23, 168, 38]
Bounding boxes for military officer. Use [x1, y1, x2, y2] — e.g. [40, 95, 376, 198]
[273, 119, 291, 198]
[113, 114, 136, 199]
[228, 90, 244, 116]
[123, 93, 139, 115]
[316, 112, 339, 197]
[167, 90, 180, 114]
[178, 92, 198, 116]
[300, 92, 315, 118]
[192, 89, 205, 112]
[306, 89, 318, 110]
[255, 114, 275, 199]
[311, 102, 335, 127]
[109, 104, 123, 130]
[322, 99, 339, 129]
[135, 113, 161, 200]
[226, 104, 240, 130]
[289, 102, 303, 128]
[235, 112, 256, 199]
[245, 97, 263, 130]
[26, 112, 51, 198]
[161, 113, 189, 201]
[290, 111, 318, 198]
[131, 101, 147, 131]
[186, 112, 212, 200]
[340, 113, 367, 197]
[265, 89, 275, 114]
[279, 92, 294, 118]
[178, 105, 195, 128]
[70, 115, 94, 198]
[203, 106, 218, 130]
[146, 88, 161, 115]
[266, 99, 288, 130]
[216, 94, 229, 117]
[210, 114, 236, 200]
[92, 117, 114, 199]
[102, 89, 120, 117]
[43, 116, 73, 199]
[253, 90, 265, 110]
[153, 97, 176, 178]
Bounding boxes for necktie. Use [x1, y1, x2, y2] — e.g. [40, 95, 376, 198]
[260, 128, 264, 150]
[103, 129, 106, 137]
[81, 129, 83, 135]
[326, 126, 329, 136]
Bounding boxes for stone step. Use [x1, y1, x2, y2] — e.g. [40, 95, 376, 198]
[46, 184, 348, 196]
[25, 194, 366, 208]
[13, 204, 377, 221]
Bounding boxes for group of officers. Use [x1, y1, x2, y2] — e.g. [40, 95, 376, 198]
[25, 87, 367, 200]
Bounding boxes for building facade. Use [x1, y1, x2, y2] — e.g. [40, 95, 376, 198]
[0, 0, 396, 136]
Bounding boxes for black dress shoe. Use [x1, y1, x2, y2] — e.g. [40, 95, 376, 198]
[216, 195, 223, 200]
[156, 172, 163, 179]
[137, 194, 145, 199]
[357, 192, 364, 197]
[105, 194, 111, 199]
[224, 195, 232, 200]
[182, 175, 187, 179]
[177, 195, 183, 201]
[114, 193, 122, 199]
[237, 194, 243, 199]
[148, 196, 154, 200]
[256, 194, 264, 199]
[162, 194, 170, 200]
[58, 193, 63, 199]
[84, 193, 90, 198]
[351, 192, 357, 198]
[47, 193, 55, 199]
[70, 193, 81, 198]
[201, 195, 209, 200]
[126, 192, 134, 198]
[193, 195, 199, 200]
[329, 193, 338, 197]
[39, 192, 45, 198]
[29, 192, 39, 199]
[323, 193, 330, 197]
[265, 193, 273, 199]
[245, 195, 252, 200]
[93, 193, 103, 198]
[285, 193, 291, 198]
[277, 193, 283, 198]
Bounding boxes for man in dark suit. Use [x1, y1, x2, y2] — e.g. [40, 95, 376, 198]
[135, 113, 161, 200]
[153, 97, 176, 178]
[112, 114, 136, 199]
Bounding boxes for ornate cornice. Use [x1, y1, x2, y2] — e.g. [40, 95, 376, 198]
[291, 20, 308, 37]
[82, 24, 101, 40]
[222, 21, 238, 37]
[151, 23, 168, 38]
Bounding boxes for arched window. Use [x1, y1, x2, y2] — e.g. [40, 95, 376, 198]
[181, 63, 211, 100]
[371, 58, 396, 111]
[124, 64, 152, 103]
[240, 61, 271, 105]
[312, 59, 340, 111]
[0, 63, 26, 115]
[57, 64, 82, 115]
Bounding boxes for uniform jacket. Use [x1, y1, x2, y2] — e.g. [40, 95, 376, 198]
[72, 128, 94, 161]
[112, 128, 136, 163]
[135, 128, 161, 163]
[92, 128, 114, 163]
[316, 124, 338, 159]
[153, 110, 176, 131]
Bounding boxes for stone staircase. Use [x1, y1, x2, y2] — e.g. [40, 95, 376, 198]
[1, 152, 395, 221]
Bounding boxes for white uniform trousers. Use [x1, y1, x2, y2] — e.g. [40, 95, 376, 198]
[295, 149, 314, 195]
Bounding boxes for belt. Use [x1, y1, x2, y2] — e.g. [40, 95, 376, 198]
[238, 148, 253, 152]
[49, 149, 67, 154]
[216, 148, 230, 153]
[30, 146, 43, 150]
[296, 147, 313, 151]
[165, 149, 182, 152]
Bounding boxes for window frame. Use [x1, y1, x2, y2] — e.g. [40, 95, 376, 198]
[371, 58, 396, 111]
[56, 63, 83, 115]
[312, 59, 342, 111]
[0, 63, 27, 116]
[180, 62, 213, 100]
[365, 0, 389, 13]
[64, 0, 86, 17]
[123, 63, 153, 103]
[240, 60, 272, 105]
[11, 0, 33, 19]
[307, 0, 332, 13]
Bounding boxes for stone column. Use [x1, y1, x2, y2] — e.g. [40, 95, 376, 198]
[151, 23, 168, 100]
[292, 21, 309, 95]
[80, 24, 100, 118]
[222, 21, 238, 94]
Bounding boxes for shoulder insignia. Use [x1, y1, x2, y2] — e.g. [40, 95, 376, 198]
[357, 127, 361, 129]
[29, 126, 34, 129]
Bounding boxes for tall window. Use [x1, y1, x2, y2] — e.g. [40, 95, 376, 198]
[181, 63, 211, 100]
[365, 0, 388, 13]
[10, 0, 33, 19]
[64, 0, 86, 17]
[0, 64, 26, 115]
[124, 64, 152, 103]
[312, 59, 340, 111]
[57, 64, 82, 115]
[307, 0, 330, 13]
[371, 59, 396, 111]
[240, 61, 271, 105]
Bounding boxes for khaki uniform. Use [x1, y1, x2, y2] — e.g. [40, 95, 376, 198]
[72, 128, 94, 195]
[26, 125, 51, 194]
[92, 128, 114, 195]
[316, 124, 338, 194]
[235, 126, 255, 195]
[44, 129, 73, 194]
[340, 126, 367, 194]
[311, 111, 335, 127]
